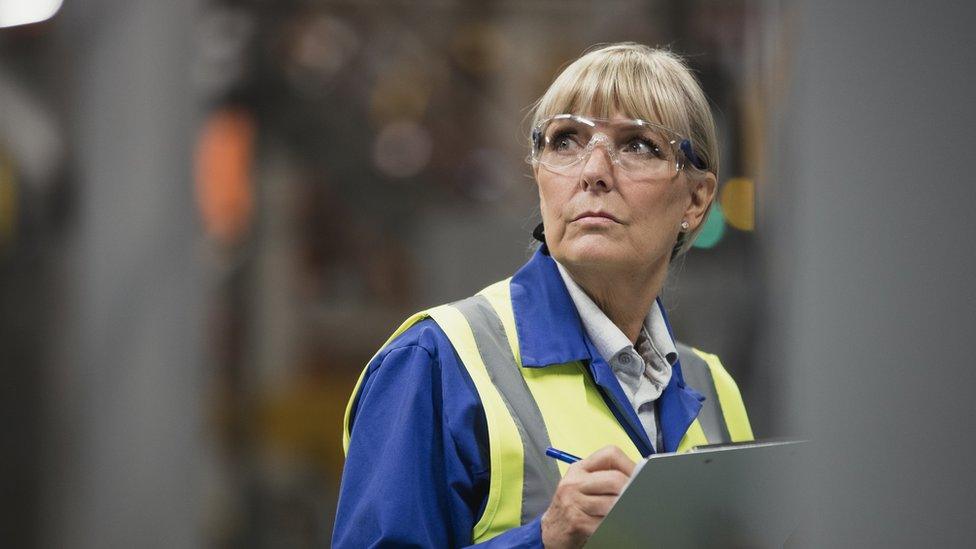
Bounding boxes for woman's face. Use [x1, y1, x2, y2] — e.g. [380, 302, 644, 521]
[535, 112, 715, 274]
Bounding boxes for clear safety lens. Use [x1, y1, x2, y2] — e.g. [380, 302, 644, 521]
[531, 114, 684, 178]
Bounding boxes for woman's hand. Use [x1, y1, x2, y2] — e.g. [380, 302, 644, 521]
[540, 445, 636, 548]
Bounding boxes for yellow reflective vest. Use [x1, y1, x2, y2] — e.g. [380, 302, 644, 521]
[344, 276, 753, 544]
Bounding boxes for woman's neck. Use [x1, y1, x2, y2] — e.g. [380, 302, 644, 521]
[562, 259, 668, 344]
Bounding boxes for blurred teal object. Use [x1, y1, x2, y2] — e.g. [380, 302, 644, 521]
[692, 201, 725, 249]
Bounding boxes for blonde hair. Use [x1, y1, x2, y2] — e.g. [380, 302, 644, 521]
[528, 42, 719, 257]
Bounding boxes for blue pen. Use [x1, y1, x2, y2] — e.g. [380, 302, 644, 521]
[546, 446, 581, 464]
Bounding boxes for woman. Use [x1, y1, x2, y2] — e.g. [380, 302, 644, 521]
[333, 42, 753, 548]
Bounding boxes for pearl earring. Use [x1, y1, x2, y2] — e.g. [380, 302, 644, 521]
[680, 220, 690, 231]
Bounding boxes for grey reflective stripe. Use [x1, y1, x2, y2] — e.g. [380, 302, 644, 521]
[674, 342, 731, 444]
[453, 294, 560, 525]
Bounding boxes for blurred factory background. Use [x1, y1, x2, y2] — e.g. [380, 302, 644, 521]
[1, 0, 974, 548]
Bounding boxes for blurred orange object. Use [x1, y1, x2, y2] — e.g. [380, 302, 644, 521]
[194, 107, 256, 245]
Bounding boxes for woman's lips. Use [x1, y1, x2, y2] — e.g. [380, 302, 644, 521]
[572, 211, 621, 224]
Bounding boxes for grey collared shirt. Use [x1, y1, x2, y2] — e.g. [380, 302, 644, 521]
[555, 261, 678, 452]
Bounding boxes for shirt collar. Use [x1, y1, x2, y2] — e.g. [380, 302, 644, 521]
[646, 298, 679, 366]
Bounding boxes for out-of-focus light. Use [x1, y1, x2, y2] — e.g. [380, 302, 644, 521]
[693, 201, 725, 249]
[194, 108, 256, 245]
[0, 0, 63, 28]
[720, 177, 755, 231]
[0, 75, 64, 189]
[372, 121, 432, 179]
[294, 15, 357, 75]
[284, 14, 359, 97]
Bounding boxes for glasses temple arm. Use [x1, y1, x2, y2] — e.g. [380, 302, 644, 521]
[679, 139, 707, 170]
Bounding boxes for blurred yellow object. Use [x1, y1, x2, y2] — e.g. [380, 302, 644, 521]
[369, 61, 436, 126]
[194, 108, 256, 245]
[720, 177, 755, 231]
[258, 375, 356, 480]
[450, 22, 507, 75]
[0, 153, 16, 246]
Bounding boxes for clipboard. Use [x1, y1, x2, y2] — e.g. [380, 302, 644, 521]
[585, 440, 808, 548]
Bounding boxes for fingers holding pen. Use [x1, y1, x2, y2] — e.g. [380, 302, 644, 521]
[542, 445, 638, 548]
[577, 469, 632, 496]
[577, 445, 636, 476]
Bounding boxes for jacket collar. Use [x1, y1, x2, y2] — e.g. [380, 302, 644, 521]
[509, 245, 704, 454]
[510, 245, 592, 368]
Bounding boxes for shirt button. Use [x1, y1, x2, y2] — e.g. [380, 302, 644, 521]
[619, 354, 632, 365]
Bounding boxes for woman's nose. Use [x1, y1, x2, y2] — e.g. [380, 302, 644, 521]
[579, 139, 615, 191]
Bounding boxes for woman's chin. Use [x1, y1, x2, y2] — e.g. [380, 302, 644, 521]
[556, 236, 630, 268]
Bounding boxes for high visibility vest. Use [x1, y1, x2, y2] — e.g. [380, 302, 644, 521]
[343, 278, 753, 544]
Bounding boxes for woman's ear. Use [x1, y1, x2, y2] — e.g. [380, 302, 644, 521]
[684, 172, 717, 231]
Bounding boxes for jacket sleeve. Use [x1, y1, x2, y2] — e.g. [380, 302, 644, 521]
[333, 321, 545, 548]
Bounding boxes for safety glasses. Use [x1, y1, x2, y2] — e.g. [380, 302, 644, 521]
[530, 114, 706, 178]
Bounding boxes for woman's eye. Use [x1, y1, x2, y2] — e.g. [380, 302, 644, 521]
[623, 138, 662, 157]
[550, 132, 580, 152]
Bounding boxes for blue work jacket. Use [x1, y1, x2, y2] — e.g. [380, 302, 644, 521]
[333, 245, 706, 548]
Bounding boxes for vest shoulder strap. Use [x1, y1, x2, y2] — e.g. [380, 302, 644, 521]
[342, 310, 432, 453]
[675, 342, 754, 443]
